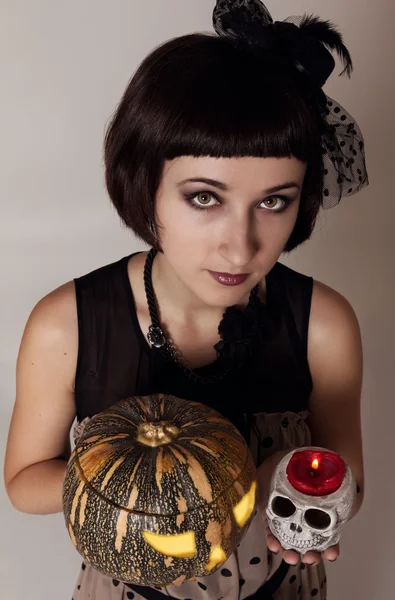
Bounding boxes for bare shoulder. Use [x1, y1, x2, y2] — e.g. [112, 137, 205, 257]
[308, 279, 362, 354]
[4, 281, 78, 488]
[28, 279, 77, 329]
[307, 278, 363, 404]
[19, 281, 79, 387]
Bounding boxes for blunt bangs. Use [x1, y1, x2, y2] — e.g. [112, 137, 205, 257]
[158, 37, 321, 163]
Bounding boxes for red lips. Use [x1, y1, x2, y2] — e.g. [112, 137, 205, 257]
[208, 271, 249, 286]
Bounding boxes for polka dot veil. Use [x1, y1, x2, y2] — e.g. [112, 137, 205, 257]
[320, 94, 368, 208]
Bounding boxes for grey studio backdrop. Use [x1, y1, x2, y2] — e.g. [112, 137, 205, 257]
[0, 1, 392, 599]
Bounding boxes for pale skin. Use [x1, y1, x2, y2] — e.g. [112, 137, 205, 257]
[4, 155, 364, 571]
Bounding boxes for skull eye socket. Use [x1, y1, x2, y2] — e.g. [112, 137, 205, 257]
[305, 509, 332, 530]
[271, 496, 296, 518]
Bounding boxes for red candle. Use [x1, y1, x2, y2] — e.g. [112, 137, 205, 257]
[286, 450, 345, 496]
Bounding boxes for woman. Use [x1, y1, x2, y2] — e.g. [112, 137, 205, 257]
[4, 1, 368, 599]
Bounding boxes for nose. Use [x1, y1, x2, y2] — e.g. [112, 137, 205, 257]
[290, 523, 303, 534]
[218, 213, 259, 268]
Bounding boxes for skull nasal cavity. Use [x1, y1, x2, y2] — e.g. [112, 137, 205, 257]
[290, 523, 303, 533]
[305, 509, 332, 530]
[272, 496, 296, 518]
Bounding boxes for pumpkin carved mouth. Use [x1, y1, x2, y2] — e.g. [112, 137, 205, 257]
[142, 529, 196, 558]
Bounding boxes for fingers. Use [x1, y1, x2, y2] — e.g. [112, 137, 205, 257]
[281, 550, 300, 565]
[301, 551, 321, 566]
[323, 543, 340, 562]
[265, 528, 282, 553]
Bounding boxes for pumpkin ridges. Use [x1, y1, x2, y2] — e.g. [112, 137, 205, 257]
[79, 491, 89, 527]
[101, 456, 126, 489]
[171, 446, 214, 504]
[70, 480, 85, 525]
[78, 442, 119, 481]
[174, 436, 248, 497]
[68, 523, 77, 546]
[187, 439, 219, 456]
[115, 507, 129, 553]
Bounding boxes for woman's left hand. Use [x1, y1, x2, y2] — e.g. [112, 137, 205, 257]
[263, 512, 340, 566]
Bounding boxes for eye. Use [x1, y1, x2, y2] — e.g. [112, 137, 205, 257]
[184, 191, 219, 210]
[260, 196, 289, 212]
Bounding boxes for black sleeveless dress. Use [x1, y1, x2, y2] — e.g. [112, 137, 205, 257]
[70, 253, 327, 600]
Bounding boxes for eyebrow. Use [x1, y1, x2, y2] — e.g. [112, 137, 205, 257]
[176, 177, 301, 194]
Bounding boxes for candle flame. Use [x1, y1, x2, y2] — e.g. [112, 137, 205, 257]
[311, 458, 319, 470]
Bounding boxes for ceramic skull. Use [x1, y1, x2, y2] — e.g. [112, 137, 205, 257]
[266, 447, 356, 554]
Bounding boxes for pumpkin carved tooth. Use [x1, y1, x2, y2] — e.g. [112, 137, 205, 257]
[233, 481, 257, 527]
[63, 394, 257, 586]
[206, 546, 227, 571]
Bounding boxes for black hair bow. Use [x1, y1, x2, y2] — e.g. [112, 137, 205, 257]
[213, 0, 353, 89]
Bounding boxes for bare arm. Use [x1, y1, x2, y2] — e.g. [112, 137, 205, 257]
[3, 281, 78, 514]
[307, 279, 364, 518]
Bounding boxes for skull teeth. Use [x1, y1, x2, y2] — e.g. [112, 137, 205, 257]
[272, 521, 326, 549]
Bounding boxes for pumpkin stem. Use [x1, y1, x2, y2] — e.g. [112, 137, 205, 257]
[137, 421, 180, 447]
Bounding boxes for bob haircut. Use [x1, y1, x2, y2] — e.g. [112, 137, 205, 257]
[104, 33, 326, 252]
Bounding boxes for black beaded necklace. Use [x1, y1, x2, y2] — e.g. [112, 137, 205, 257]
[143, 248, 259, 385]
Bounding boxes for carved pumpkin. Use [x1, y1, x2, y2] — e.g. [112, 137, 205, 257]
[62, 394, 257, 586]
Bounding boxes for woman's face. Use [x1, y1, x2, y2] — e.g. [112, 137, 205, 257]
[155, 155, 307, 308]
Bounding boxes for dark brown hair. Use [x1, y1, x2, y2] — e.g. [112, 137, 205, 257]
[104, 33, 325, 252]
